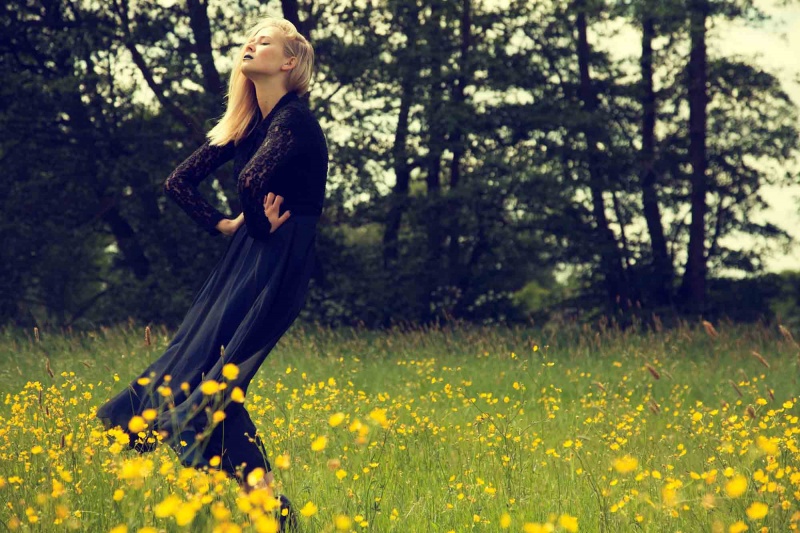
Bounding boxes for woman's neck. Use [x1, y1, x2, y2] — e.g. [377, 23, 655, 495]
[253, 80, 290, 120]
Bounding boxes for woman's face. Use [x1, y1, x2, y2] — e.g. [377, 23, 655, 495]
[240, 27, 293, 80]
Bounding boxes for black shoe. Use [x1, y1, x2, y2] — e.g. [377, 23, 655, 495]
[278, 494, 298, 532]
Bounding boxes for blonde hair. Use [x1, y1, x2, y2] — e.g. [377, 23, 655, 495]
[207, 17, 315, 146]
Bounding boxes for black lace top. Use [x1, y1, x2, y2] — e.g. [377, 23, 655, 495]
[163, 91, 328, 241]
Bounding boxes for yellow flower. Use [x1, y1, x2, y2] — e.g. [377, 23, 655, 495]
[127, 416, 147, 434]
[746, 502, 768, 520]
[246, 467, 265, 487]
[335, 469, 347, 480]
[369, 408, 388, 427]
[200, 380, 220, 395]
[154, 495, 182, 518]
[559, 513, 578, 532]
[729, 521, 748, 533]
[612, 455, 638, 474]
[109, 428, 130, 445]
[335, 515, 352, 531]
[299, 501, 318, 517]
[212, 411, 226, 423]
[500, 512, 512, 528]
[222, 363, 240, 380]
[756, 436, 779, 456]
[175, 503, 196, 526]
[109, 525, 128, 533]
[209, 455, 221, 467]
[31, 445, 43, 455]
[211, 502, 231, 521]
[662, 486, 678, 507]
[113, 489, 124, 502]
[142, 409, 157, 421]
[329, 412, 346, 427]
[231, 387, 245, 403]
[136, 377, 151, 386]
[253, 516, 279, 533]
[275, 453, 291, 470]
[725, 475, 747, 498]
[311, 436, 327, 452]
[138, 528, 158, 533]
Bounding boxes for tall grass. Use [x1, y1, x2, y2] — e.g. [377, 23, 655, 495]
[1, 319, 798, 532]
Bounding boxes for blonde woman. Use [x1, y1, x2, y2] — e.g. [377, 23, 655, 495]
[96, 16, 327, 529]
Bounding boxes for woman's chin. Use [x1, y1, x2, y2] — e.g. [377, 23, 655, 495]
[240, 66, 272, 82]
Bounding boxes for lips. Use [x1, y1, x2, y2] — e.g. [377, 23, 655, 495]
[243, 54, 253, 60]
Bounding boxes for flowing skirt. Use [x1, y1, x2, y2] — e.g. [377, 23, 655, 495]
[95, 214, 319, 481]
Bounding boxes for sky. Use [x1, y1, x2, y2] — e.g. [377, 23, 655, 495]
[598, 0, 800, 273]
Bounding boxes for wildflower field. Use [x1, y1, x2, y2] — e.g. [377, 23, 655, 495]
[1, 319, 799, 532]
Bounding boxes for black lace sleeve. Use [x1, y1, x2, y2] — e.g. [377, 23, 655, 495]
[237, 113, 305, 241]
[164, 140, 236, 235]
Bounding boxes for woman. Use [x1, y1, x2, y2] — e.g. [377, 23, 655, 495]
[95, 16, 327, 528]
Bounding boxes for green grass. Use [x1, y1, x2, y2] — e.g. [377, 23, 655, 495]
[1, 319, 798, 532]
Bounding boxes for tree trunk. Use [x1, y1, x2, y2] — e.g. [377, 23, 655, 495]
[681, 0, 709, 313]
[382, 71, 415, 267]
[382, 2, 420, 268]
[448, 0, 471, 296]
[281, 0, 305, 35]
[422, 2, 449, 320]
[66, 66, 152, 282]
[639, 11, 673, 306]
[186, 0, 223, 101]
[575, 1, 628, 310]
[113, 0, 204, 139]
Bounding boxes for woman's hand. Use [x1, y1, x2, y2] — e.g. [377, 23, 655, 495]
[264, 193, 291, 234]
[215, 213, 245, 236]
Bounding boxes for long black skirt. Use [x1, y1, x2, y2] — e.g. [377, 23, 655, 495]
[96, 214, 319, 481]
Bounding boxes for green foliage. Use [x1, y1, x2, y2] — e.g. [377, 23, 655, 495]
[1, 0, 798, 328]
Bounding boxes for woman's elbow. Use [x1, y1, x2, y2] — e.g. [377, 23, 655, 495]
[163, 174, 180, 197]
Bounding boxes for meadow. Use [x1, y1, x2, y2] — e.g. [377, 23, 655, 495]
[1, 318, 798, 532]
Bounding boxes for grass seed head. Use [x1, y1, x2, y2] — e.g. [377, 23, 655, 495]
[778, 324, 795, 345]
[751, 351, 770, 368]
[702, 320, 719, 339]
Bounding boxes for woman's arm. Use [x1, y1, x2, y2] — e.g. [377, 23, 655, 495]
[237, 112, 305, 241]
[164, 140, 236, 235]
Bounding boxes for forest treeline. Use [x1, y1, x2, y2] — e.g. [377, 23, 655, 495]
[1, 0, 799, 330]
